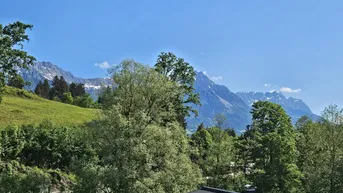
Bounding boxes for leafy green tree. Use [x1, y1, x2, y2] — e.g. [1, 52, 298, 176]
[62, 92, 73, 104]
[321, 105, 343, 193]
[97, 86, 114, 108]
[249, 101, 303, 193]
[203, 127, 236, 190]
[0, 21, 35, 103]
[190, 123, 213, 169]
[108, 59, 183, 125]
[295, 116, 326, 193]
[73, 94, 94, 108]
[84, 60, 203, 192]
[296, 105, 343, 193]
[155, 52, 200, 128]
[226, 128, 236, 137]
[7, 74, 26, 89]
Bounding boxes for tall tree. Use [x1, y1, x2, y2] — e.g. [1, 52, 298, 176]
[0, 21, 35, 103]
[34, 81, 43, 96]
[50, 76, 69, 100]
[190, 123, 213, 170]
[97, 86, 114, 108]
[7, 74, 26, 89]
[69, 82, 85, 98]
[109, 59, 183, 125]
[41, 79, 50, 99]
[249, 101, 303, 193]
[155, 52, 200, 128]
[85, 59, 202, 192]
[69, 82, 77, 98]
[295, 116, 326, 193]
[204, 127, 236, 190]
[75, 83, 85, 97]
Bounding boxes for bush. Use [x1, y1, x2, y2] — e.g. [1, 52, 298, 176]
[74, 94, 94, 108]
[0, 121, 95, 172]
[0, 161, 53, 193]
[7, 74, 25, 89]
[62, 92, 73, 104]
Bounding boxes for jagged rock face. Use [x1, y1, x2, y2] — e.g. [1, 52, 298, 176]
[186, 72, 251, 132]
[18, 62, 319, 132]
[236, 91, 320, 124]
[17, 61, 111, 99]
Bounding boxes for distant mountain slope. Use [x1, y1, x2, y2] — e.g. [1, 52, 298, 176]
[0, 86, 98, 127]
[186, 72, 250, 131]
[236, 91, 320, 124]
[17, 61, 111, 99]
[18, 62, 318, 132]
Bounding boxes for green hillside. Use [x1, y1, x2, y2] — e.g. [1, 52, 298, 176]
[0, 86, 99, 127]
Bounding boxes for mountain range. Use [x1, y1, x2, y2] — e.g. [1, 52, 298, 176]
[17, 61, 111, 99]
[18, 62, 319, 133]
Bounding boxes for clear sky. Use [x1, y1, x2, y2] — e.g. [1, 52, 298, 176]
[2, 0, 343, 114]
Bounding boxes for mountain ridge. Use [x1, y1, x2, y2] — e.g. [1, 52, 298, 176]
[18, 62, 318, 132]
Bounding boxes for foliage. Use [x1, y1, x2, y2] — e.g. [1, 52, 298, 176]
[34, 80, 43, 96]
[155, 52, 200, 128]
[69, 82, 85, 98]
[108, 59, 183, 126]
[73, 94, 94, 108]
[41, 79, 50, 99]
[62, 92, 73, 104]
[50, 76, 69, 100]
[7, 74, 26, 89]
[0, 121, 94, 172]
[0, 121, 95, 192]
[248, 101, 303, 193]
[0, 21, 35, 103]
[87, 108, 202, 193]
[97, 86, 115, 109]
[296, 105, 343, 193]
[0, 161, 53, 193]
[80, 61, 203, 192]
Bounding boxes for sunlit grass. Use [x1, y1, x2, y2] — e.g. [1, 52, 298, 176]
[0, 86, 99, 127]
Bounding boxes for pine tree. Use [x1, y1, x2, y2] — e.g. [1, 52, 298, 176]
[34, 81, 43, 96]
[41, 79, 50, 99]
[50, 76, 69, 100]
[69, 82, 77, 98]
[75, 83, 85, 97]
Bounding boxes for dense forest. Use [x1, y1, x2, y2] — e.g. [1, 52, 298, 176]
[1, 21, 343, 193]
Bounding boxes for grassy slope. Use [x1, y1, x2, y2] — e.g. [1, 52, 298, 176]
[0, 86, 99, 127]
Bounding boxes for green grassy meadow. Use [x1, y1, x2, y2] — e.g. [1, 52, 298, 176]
[0, 86, 99, 127]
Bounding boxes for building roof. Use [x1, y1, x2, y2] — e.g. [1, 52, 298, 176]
[189, 186, 239, 193]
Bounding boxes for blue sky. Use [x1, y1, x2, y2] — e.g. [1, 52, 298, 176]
[2, 0, 343, 114]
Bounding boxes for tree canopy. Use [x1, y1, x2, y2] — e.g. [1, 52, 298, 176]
[0, 21, 35, 103]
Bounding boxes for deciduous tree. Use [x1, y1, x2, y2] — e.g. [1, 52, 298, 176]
[0, 21, 35, 102]
[249, 101, 303, 193]
[155, 52, 200, 128]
